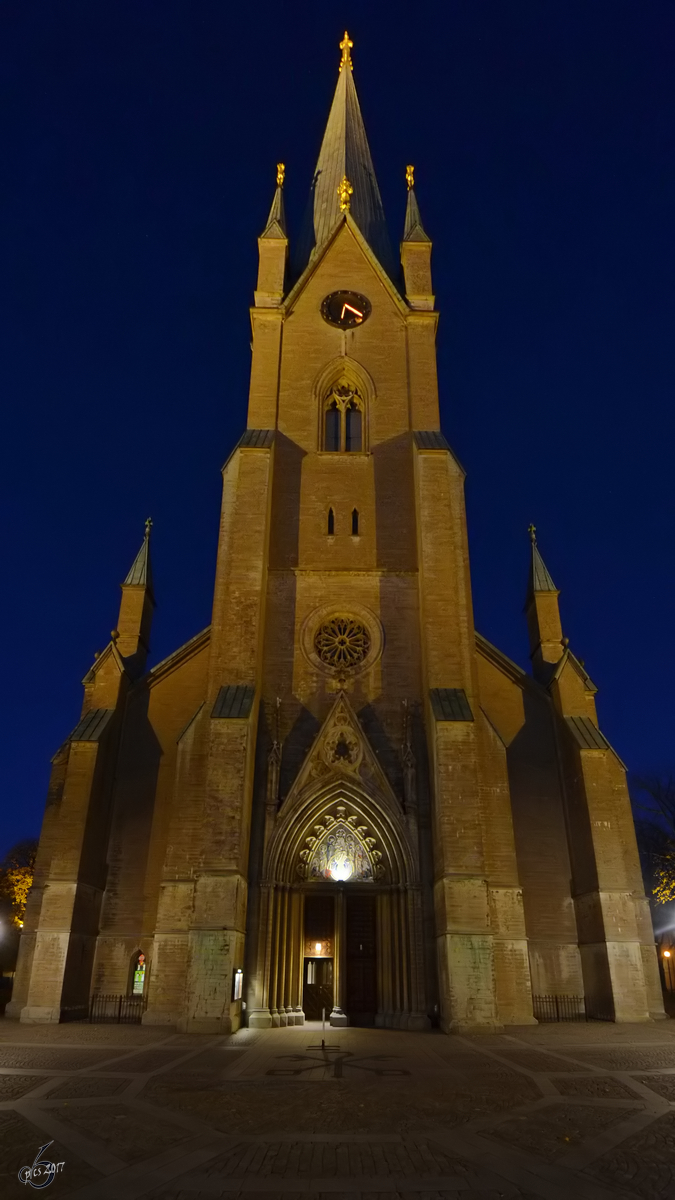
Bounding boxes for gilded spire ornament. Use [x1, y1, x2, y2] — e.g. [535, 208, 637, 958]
[276, 162, 285, 187]
[406, 164, 415, 191]
[339, 30, 353, 72]
[528, 523, 537, 543]
[145, 517, 153, 538]
[337, 175, 353, 211]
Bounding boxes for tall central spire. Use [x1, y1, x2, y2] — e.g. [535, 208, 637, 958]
[306, 31, 393, 276]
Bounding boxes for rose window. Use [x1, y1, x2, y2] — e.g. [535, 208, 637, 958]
[314, 616, 371, 669]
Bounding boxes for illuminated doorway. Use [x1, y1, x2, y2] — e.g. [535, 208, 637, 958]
[303, 957, 334, 1020]
[303, 893, 334, 1019]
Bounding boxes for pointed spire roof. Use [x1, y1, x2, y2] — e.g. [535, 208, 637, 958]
[303, 31, 394, 275]
[403, 166, 430, 242]
[526, 524, 557, 598]
[123, 518, 154, 595]
[261, 163, 287, 239]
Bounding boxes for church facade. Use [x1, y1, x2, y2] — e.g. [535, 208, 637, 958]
[10, 34, 664, 1032]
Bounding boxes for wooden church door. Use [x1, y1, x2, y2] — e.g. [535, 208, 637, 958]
[345, 892, 377, 1025]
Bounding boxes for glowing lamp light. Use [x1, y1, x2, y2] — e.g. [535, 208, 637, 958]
[664, 950, 672, 958]
[330, 857, 353, 882]
[315, 942, 322, 954]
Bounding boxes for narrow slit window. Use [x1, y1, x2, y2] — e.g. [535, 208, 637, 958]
[327, 507, 335, 536]
[351, 509, 359, 536]
[345, 403, 362, 452]
[324, 402, 340, 451]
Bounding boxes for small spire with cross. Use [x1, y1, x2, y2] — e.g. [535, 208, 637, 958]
[276, 162, 285, 187]
[339, 30, 353, 72]
[406, 165, 415, 191]
[337, 175, 353, 211]
[527, 523, 557, 595]
[118, 514, 156, 667]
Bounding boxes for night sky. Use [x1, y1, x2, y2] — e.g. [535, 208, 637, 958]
[1, 2, 674, 857]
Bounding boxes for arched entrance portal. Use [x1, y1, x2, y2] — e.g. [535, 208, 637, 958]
[246, 779, 429, 1031]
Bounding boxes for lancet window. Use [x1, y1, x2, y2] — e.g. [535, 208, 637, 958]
[322, 386, 364, 452]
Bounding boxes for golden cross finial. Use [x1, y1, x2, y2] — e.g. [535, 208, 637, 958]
[528, 523, 537, 544]
[337, 175, 353, 211]
[145, 517, 153, 538]
[406, 165, 415, 191]
[339, 30, 353, 72]
[276, 162, 285, 187]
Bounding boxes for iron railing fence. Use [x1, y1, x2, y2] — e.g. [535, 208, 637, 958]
[89, 993, 146, 1025]
[532, 994, 586, 1023]
[583, 1003, 615, 1022]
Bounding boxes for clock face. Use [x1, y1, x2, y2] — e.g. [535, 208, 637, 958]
[321, 290, 372, 329]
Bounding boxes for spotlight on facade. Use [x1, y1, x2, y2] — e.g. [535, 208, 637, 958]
[315, 942, 322, 954]
[664, 950, 672, 958]
[330, 858, 353, 881]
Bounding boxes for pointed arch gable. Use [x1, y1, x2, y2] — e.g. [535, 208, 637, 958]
[279, 691, 398, 814]
[266, 777, 417, 887]
[312, 355, 377, 409]
[282, 215, 409, 322]
[264, 693, 415, 887]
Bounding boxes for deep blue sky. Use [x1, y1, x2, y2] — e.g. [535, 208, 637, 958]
[1, 1, 674, 856]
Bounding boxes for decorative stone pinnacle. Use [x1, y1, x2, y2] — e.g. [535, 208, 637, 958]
[145, 516, 153, 538]
[406, 165, 415, 191]
[276, 162, 285, 187]
[528, 523, 537, 544]
[339, 30, 353, 72]
[337, 175, 353, 211]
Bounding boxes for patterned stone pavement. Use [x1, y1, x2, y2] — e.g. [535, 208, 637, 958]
[0, 1018, 674, 1199]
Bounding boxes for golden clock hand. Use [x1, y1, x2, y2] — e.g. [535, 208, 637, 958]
[341, 303, 363, 321]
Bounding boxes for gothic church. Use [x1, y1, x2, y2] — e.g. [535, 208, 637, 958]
[10, 34, 664, 1032]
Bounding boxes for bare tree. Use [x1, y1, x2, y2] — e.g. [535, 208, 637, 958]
[632, 776, 675, 905]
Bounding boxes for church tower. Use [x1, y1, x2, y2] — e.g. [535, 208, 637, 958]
[10, 33, 663, 1032]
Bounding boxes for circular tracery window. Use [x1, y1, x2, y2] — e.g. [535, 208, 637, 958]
[314, 616, 371, 669]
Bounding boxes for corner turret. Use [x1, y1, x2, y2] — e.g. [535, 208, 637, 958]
[400, 165, 434, 309]
[255, 163, 288, 308]
[114, 518, 155, 673]
[524, 525, 564, 681]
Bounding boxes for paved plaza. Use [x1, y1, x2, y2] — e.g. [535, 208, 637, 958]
[0, 1017, 674, 1199]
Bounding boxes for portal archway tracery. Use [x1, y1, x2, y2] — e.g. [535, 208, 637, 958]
[267, 778, 415, 888]
[253, 779, 426, 1031]
[299, 808, 383, 882]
